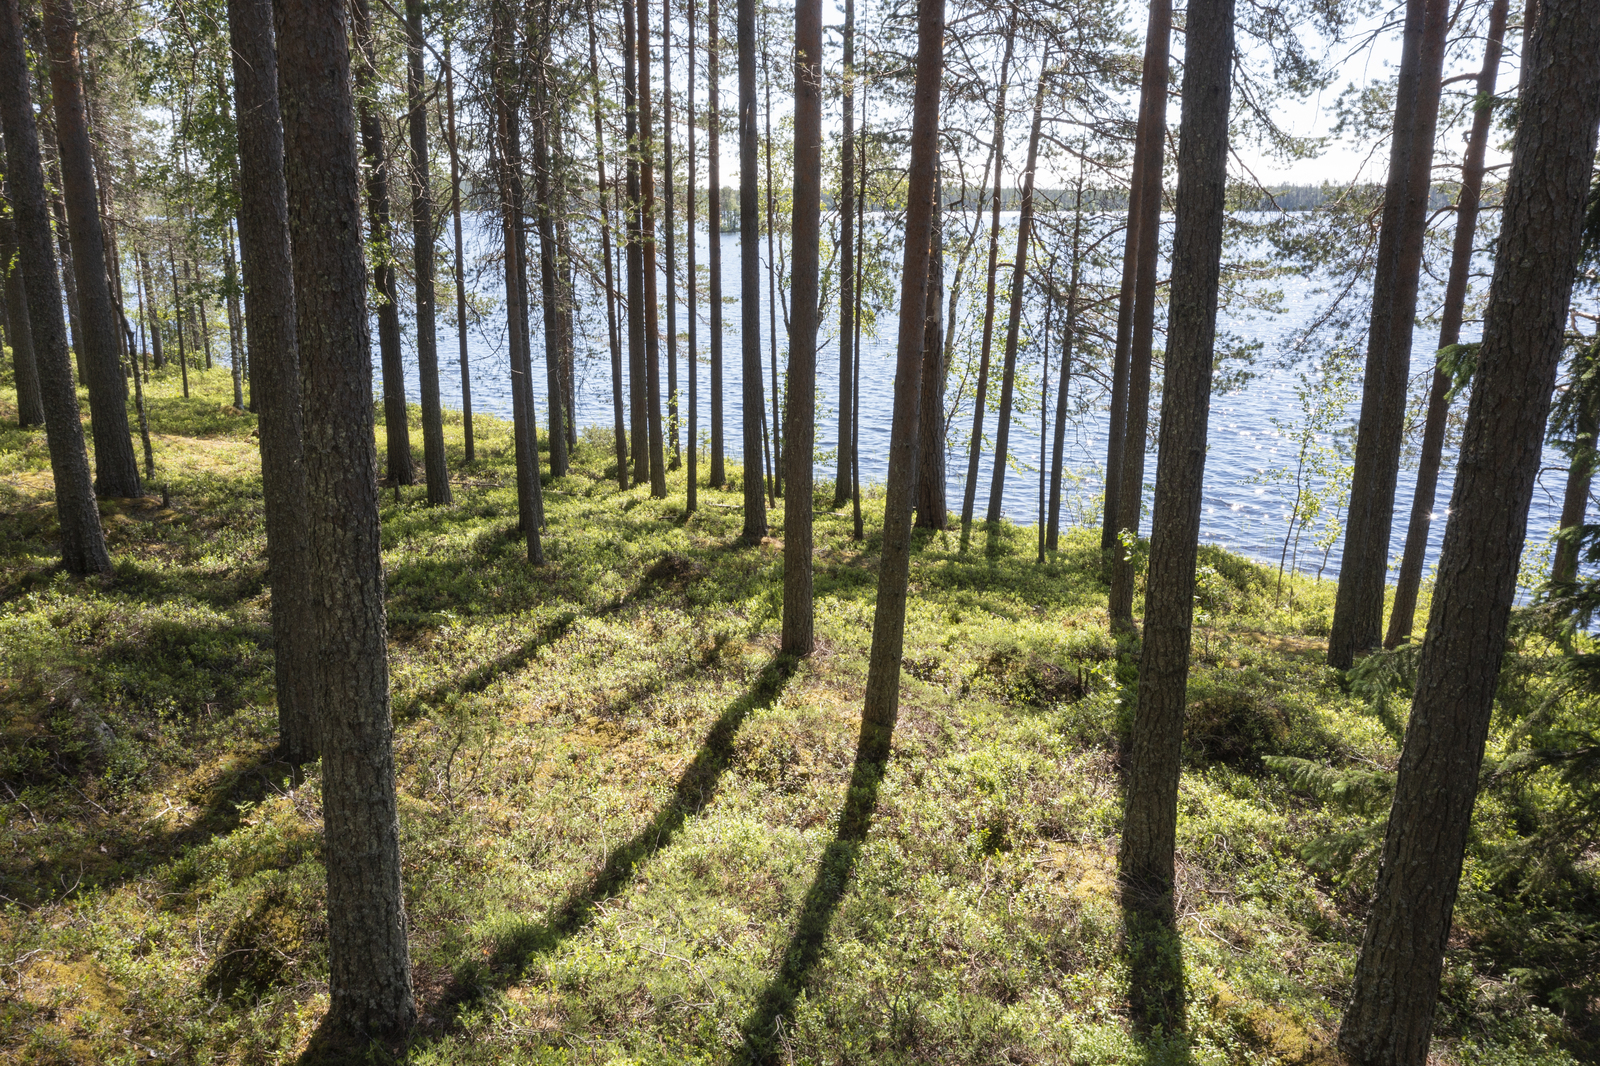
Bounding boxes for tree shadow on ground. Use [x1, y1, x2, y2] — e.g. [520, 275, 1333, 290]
[736, 754, 888, 1064]
[430, 653, 800, 1019]
[1122, 890, 1193, 1065]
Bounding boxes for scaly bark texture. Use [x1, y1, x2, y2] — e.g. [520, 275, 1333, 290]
[1553, 352, 1598, 584]
[273, 0, 417, 1035]
[407, 0, 451, 505]
[707, 0, 724, 488]
[1328, 0, 1449, 668]
[914, 179, 946, 530]
[639, 0, 667, 496]
[685, 0, 698, 510]
[856, 0, 942, 766]
[530, 0, 568, 481]
[1117, 0, 1233, 1029]
[623, 0, 648, 482]
[834, 0, 855, 508]
[0, 0, 108, 574]
[1387, 0, 1509, 645]
[984, 66, 1047, 525]
[1047, 189, 1084, 551]
[1101, 0, 1170, 561]
[444, 41, 474, 463]
[42, 0, 140, 498]
[0, 205, 44, 426]
[781, 0, 821, 654]
[587, 2, 627, 488]
[737, 0, 765, 539]
[352, 0, 414, 487]
[1337, 2, 1600, 1058]
[228, 0, 316, 763]
[663, 0, 678, 468]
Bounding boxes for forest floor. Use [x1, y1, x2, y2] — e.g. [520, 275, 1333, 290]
[0, 369, 1593, 1066]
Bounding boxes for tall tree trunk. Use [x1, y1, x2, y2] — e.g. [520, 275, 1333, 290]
[1328, 0, 1450, 668]
[530, 0, 569, 481]
[168, 246, 187, 396]
[639, 0, 667, 495]
[1046, 184, 1083, 552]
[1107, 0, 1173, 626]
[35, 107, 85, 383]
[352, 0, 415, 487]
[224, 220, 244, 410]
[444, 40, 475, 463]
[984, 65, 1047, 524]
[834, 0, 855, 508]
[624, 0, 649, 482]
[663, 0, 679, 469]
[140, 250, 162, 368]
[0, 205, 44, 426]
[763, 46, 781, 500]
[958, 20, 1016, 535]
[1037, 281, 1052, 563]
[686, 0, 698, 509]
[495, 5, 545, 561]
[273, 0, 417, 1034]
[586, 5, 626, 488]
[407, 0, 452, 505]
[0, 0, 108, 574]
[1552, 359, 1598, 584]
[1339, 4, 1600, 1057]
[915, 177, 947, 529]
[41, 0, 140, 498]
[782, 0, 821, 655]
[737, 0, 765, 538]
[1116, 0, 1233, 1029]
[856, 0, 942, 766]
[1386, 0, 1509, 645]
[707, 0, 724, 488]
[229, 0, 315, 763]
[853, 99, 865, 541]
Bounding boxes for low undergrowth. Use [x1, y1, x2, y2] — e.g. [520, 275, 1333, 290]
[0, 369, 1594, 1065]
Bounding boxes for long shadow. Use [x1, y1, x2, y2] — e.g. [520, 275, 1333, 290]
[433, 653, 799, 1014]
[736, 755, 888, 1064]
[1121, 886, 1192, 1062]
[398, 610, 578, 718]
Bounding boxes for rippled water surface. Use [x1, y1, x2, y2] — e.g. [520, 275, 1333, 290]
[380, 213, 1582, 583]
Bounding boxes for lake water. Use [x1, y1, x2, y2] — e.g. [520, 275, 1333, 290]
[378, 212, 1585, 586]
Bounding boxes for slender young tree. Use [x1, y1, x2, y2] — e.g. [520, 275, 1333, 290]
[1328, 0, 1450, 668]
[914, 177, 946, 529]
[587, 1, 628, 487]
[958, 21, 1016, 535]
[640, 0, 668, 494]
[624, 0, 649, 481]
[762, 46, 781, 500]
[404, 0, 451, 504]
[274, 0, 417, 1033]
[36, 112, 84, 382]
[444, 39, 474, 463]
[168, 247, 188, 396]
[140, 250, 163, 368]
[737, 0, 765, 538]
[1046, 183, 1084, 552]
[0, 0, 108, 574]
[856, 0, 942, 766]
[223, 223, 245, 409]
[1037, 280, 1052, 562]
[1116, 0, 1233, 1028]
[834, 0, 855, 507]
[1552, 345, 1599, 584]
[1107, 0, 1173, 624]
[229, 0, 316, 762]
[663, 0, 679, 468]
[782, 0, 821, 654]
[41, 0, 140, 498]
[686, 0, 699, 510]
[0, 204, 44, 427]
[530, 0, 569, 480]
[1339, 3, 1600, 1056]
[707, 0, 725, 488]
[352, 0, 414, 486]
[984, 63, 1048, 525]
[1385, 0, 1508, 645]
[852, 95, 865, 541]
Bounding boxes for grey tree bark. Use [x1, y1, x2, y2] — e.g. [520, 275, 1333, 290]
[623, 0, 649, 483]
[1047, 185, 1084, 552]
[1116, 0, 1233, 1029]
[781, 0, 821, 655]
[834, 0, 855, 508]
[856, 0, 942, 766]
[0, 204, 44, 426]
[1339, 1, 1600, 1057]
[586, 1, 627, 488]
[914, 178, 946, 530]
[737, 0, 765, 539]
[42, 0, 140, 499]
[639, 0, 667, 496]
[443, 40, 474, 463]
[0, 0, 108, 575]
[273, 0, 417, 1034]
[406, 0, 452, 505]
[707, 0, 724, 488]
[530, 0, 568, 482]
[352, 0, 414, 488]
[1327, 0, 1449, 668]
[1552, 353, 1598, 585]
[686, 0, 698, 509]
[229, 0, 316, 763]
[663, 0, 679, 469]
